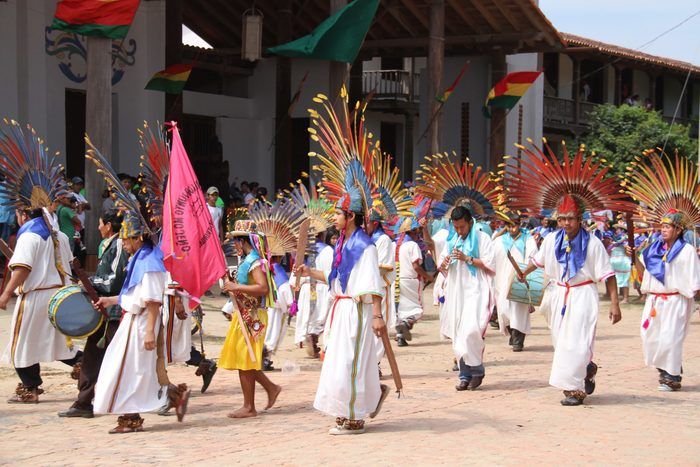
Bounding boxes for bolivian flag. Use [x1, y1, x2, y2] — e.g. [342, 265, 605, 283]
[145, 65, 193, 94]
[52, 0, 140, 40]
[483, 71, 542, 117]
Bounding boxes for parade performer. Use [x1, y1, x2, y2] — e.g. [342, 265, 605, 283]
[263, 259, 293, 369]
[137, 122, 217, 396]
[609, 223, 632, 304]
[416, 154, 504, 390]
[511, 140, 634, 406]
[298, 90, 403, 434]
[0, 120, 82, 403]
[287, 182, 334, 357]
[493, 212, 538, 351]
[59, 210, 129, 418]
[624, 150, 700, 391]
[367, 210, 397, 360]
[86, 140, 190, 433]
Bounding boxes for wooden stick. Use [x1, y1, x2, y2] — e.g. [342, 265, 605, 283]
[70, 258, 110, 320]
[293, 219, 311, 292]
[380, 328, 403, 394]
[0, 239, 13, 260]
[234, 306, 256, 362]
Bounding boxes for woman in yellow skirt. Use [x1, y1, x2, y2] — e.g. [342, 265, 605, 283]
[220, 226, 281, 418]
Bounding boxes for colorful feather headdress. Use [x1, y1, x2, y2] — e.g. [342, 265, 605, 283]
[286, 179, 334, 234]
[504, 139, 635, 216]
[137, 121, 169, 227]
[370, 150, 412, 222]
[85, 135, 156, 242]
[416, 152, 506, 221]
[308, 87, 375, 217]
[0, 119, 69, 210]
[623, 149, 700, 229]
[248, 198, 315, 256]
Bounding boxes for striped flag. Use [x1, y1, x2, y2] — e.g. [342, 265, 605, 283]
[483, 71, 542, 117]
[145, 64, 193, 94]
[436, 61, 470, 103]
[52, 0, 140, 40]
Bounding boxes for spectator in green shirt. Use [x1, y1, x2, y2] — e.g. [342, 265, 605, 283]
[57, 195, 81, 251]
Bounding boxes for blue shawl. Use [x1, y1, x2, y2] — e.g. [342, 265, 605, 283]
[119, 243, 166, 301]
[17, 216, 50, 240]
[446, 223, 479, 276]
[642, 237, 686, 285]
[328, 228, 373, 293]
[554, 228, 589, 282]
[238, 249, 261, 285]
[502, 228, 529, 259]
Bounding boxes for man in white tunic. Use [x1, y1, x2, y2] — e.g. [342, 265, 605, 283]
[0, 209, 81, 403]
[493, 214, 538, 351]
[439, 206, 496, 391]
[307, 232, 334, 354]
[395, 221, 431, 347]
[263, 261, 293, 369]
[520, 195, 622, 406]
[93, 214, 190, 433]
[367, 211, 396, 363]
[630, 210, 700, 391]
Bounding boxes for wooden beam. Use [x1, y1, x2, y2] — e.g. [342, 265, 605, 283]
[512, 0, 557, 46]
[166, 0, 183, 122]
[467, 0, 502, 32]
[274, 0, 293, 190]
[329, 0, 349, 114]
[427, 0, 445, 156]
[363, 31, 544, 48]
[385, 1, 419, 37]
[491, 0, 522, 32]
[445, 0, 486, 35]
[401, 0, 429, 30]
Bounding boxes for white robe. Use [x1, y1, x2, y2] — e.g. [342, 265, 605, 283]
[639, 243, 700, 375]
[531, 233, 614, 392]
[439, 231, 496, 365]
[265, 281, 292, 353]
[314, 244, 383, 420]
[161, 274, 192, 364]
[397, 239, 423, 322]
[293, 245, 334, 343]
[373, 233, 396, 360]
[432, 229, 449, 307]
[2, 229, 77, 367]
[493, 234, 538, 335]
[94, 271, 168, 415]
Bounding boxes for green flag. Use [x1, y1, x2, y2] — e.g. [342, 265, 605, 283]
[267, 0, 378, 63]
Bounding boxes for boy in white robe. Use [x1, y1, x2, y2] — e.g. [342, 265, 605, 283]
[493, 216, 539, 351]
[307, 235, 335, 355]
[630, 210, 700, 391]
[396, 222, 431, 347]
[438, 206, 496, 391]
[0, 209, 81, 403]
[520, 195, 622, 406]
[263, 261, 293, 369]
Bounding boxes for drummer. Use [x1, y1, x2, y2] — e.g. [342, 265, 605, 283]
[492, 212, 538, 352]
[59, 210, 129, 418]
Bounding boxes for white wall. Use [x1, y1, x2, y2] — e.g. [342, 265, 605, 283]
[0, 1, 19, 120]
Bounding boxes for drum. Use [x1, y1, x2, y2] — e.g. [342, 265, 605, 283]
[507, 263, 545, 306]
[48, 285, 104, 338]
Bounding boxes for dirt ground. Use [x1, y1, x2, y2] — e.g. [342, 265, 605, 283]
[1, 286, 699, 465]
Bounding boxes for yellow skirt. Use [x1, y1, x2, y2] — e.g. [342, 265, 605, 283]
[219, 308, 268, 371]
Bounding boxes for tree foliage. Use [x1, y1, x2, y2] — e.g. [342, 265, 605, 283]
[579, 104, 697, 176]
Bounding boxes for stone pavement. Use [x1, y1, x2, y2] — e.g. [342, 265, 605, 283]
[1, 287, 699, 465]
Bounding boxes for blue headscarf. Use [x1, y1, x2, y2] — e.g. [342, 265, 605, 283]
[328, 227, 373, 293]
[642, 237, 686, 284]
[554, 228, 589, 281]
[119, 243, 166, 303]
[446, 223, 479, 275]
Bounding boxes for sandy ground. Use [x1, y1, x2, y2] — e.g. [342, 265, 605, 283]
[0, 285, 699, 465]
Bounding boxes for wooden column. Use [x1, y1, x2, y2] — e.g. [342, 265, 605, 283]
[488, 53, 506, 172]
[84, 37, 112, 258]
[614, 66, 622, 105]
[349, 58, 363, 106]
[648, 72, 657, 108]
[572, 58, 581, 124]
[427, 0, 445, 156]
[165, 0, 183, 122]
[403, 111, 414, 179]
[329, 0, 349, 115]
[274, 0, 293, 190]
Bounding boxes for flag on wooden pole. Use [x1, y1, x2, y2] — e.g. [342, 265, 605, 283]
[145, 64, 193, 94]
[52, 0, 140, 40]
[436, 61, 470, 103]
[160, 122, 227, 305]
[267, 0, 379, 64]
[483, 71, 542, 117]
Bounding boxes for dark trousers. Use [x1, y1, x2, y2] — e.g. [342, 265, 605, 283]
[73, 320, 120, 410]
[16, 351, 84, 389]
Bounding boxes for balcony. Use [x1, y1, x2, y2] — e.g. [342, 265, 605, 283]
[543, 96, 597, 127]
[361, 70, 419, 112]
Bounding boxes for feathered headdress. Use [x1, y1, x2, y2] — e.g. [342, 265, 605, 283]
[416, 152, 506, 220]
[286, 179, 333, 234]
[504, 139, 635, 216]
[137, 121, 169, 227]
[85, 136, 156, 242]
[309, 87, 375, 217]
[0, 119, 69, 210]
[248, 199, 315, 256]
[370, 150, 412, 222]
[623, 149, 700, 229]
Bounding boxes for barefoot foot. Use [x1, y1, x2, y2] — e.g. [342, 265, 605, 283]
[265, 385, 282, 410]
[227, 406, 257, 418]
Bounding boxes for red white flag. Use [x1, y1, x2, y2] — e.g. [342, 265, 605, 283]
[161, 122, 226, 305]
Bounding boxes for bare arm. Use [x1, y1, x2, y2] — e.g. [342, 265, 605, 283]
[413, 259, 432, 282]
[0, 266, 30, 309]
[292, 264, 328, 284]
[144, 300, 161, 350]
[626, 245, 645, 277]
[370, 294, 386, 336]
[606, 275, 622, 324]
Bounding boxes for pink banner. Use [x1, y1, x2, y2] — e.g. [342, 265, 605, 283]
[161, 122, 226, 305]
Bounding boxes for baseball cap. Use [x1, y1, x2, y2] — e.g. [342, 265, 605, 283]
[206, 186, 219, 195]
[71, 176, 84, 185]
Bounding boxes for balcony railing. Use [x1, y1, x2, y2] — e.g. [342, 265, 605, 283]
[543, 96, 597, 126]
[362, 70, 419, 103]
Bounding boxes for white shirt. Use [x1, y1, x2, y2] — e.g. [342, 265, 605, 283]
[208, 204, 222, 238]
[399, 238, 422, 279]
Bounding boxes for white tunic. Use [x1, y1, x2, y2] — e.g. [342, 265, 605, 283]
[161, 274, 192, 365]
[314, 244, 383, 420]
[94, 271, 168, 415]
[639, 243, 700, 375]
[439, 231, 496, 365]
[493, 234, 538, 335]
[293, 245, 334, 343]
[397, 238, 423, 322]
[432, 229, 449, 307]
[531, 233, 614, 391]
[2, 229, 77, 367]
[265, 281, 293, 353]
[373, 233, 396, 360]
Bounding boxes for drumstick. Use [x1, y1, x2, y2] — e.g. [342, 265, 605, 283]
[506, 251, 525, 279]
[0, 239, 13, 260]
[70, 258, 110, 320]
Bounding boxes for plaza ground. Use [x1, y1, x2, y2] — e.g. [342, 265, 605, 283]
[1, 286, 699, 465]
